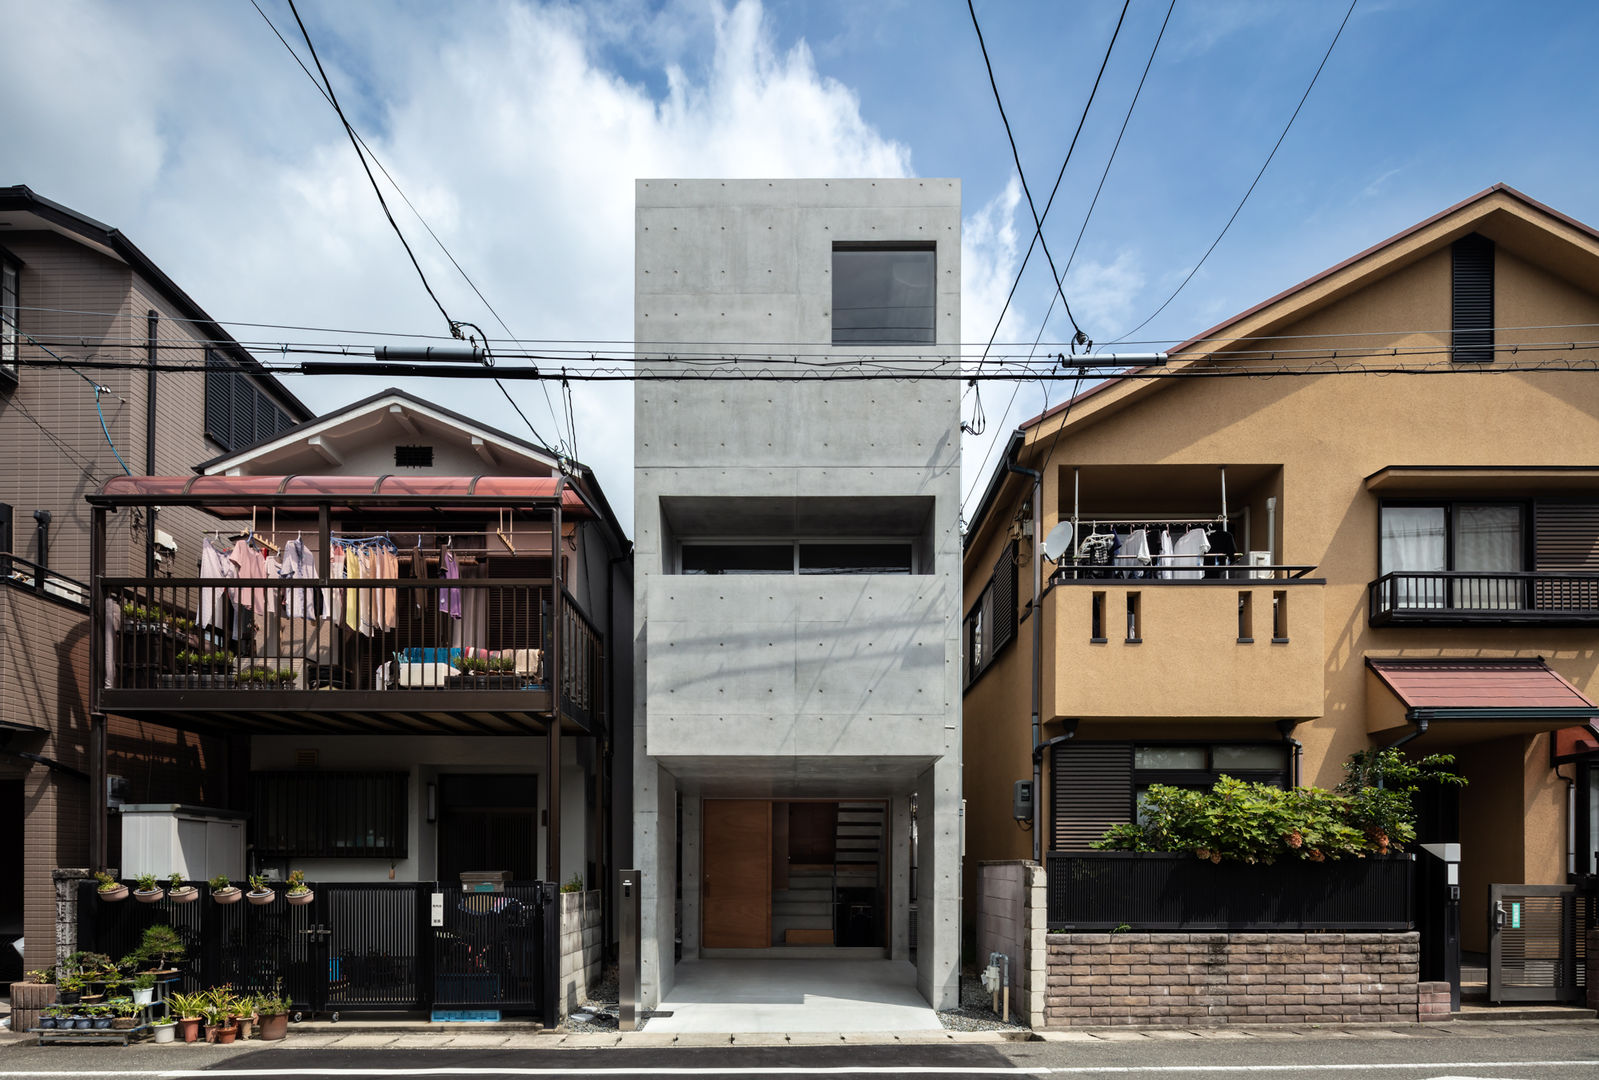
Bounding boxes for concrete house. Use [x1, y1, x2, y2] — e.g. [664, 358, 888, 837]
[0, 185, 312, 983]
[960, 184, 1599, 1011]
[632, 179, 964, 1011]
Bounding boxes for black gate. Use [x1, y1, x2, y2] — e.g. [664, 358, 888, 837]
[78, 880, 553, 1021]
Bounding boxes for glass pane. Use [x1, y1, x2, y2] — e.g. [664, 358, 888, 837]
[1212, 745, 1287, 771]
[1, 263, 16, 373]
[1381, 506, 1446, 609]
[832, 247, 935, 344]
[799, 542, 912, 574]
[680, 544, 791, 575]
[1133, 746, 1205, 770]
[1453, 504, 1524, 609]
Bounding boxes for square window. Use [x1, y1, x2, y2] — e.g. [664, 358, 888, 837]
[832, 244, 935, 345]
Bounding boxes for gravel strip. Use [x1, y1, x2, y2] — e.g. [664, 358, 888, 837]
[937, 973, 1032, 1033]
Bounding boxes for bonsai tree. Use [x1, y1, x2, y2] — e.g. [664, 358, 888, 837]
[93, 871, 127, 899]
[125, 924, 186, 971]
[285, 870, 310, 896]
[209, 874, 235, 892]
[248, 873, 271, 894]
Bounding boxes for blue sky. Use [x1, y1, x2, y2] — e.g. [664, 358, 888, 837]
[4, 0, 1598, 532]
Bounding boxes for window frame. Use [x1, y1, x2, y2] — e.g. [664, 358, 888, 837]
[963, 541, 1017, 689]
[0, 248, 21, 392]
[1378, 498, 1531, 577]
[831, 242, 937, 346]
[676, 537, 919, 576]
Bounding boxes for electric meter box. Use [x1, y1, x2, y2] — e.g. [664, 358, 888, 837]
[119, 804, 246, 881]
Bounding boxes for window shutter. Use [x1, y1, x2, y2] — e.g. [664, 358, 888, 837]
[990, 543, 1017, 656]
[1051, 741, 1132, 851]
[1533, 501, 1599, 610]
[204, 352, 231, 448]
[1451, 234, 1494, 363]
[231, 368, 253, 450]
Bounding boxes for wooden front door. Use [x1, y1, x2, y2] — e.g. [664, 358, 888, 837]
[702, 799, 771, 948]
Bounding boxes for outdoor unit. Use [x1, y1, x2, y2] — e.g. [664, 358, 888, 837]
[119, 804, 246, 881]
[1248, 551, 1274, 579]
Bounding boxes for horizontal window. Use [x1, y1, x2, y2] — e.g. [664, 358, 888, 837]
[251, 770, 407, 859]
[681, 541, 913, 575]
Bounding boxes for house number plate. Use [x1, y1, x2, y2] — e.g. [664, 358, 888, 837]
[431, 892, 444, 927]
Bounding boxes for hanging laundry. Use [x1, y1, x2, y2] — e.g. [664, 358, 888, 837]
[1167, 526, 1211, 580]
[229, 536, 270, 614]
[198, 539, 236, 631]
[356, 547, 376, 636]
[278, 538, 318, 618]
[376, 546, 399, 631]
[1115, 528, 1152, 578]
[439, 548, 462, 620]
[344, 545, 362, 628]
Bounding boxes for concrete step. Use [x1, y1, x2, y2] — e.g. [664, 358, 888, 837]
[1451, 1003, 1598, 1021]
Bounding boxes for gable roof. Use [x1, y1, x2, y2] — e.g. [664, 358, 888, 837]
[0, 184, 310, 422]
[195, 386, 562, 476]
[964, 183, 1599, 550]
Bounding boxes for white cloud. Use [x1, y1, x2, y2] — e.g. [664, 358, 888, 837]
[0, 0, 925, 535]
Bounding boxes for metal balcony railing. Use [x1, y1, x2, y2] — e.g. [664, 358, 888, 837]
[1368, 571, 1599, 626]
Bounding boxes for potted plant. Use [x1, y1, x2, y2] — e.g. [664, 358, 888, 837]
[254, 989, 291, 1041]
[94, 870, 128, 902]
[91, 1004, 114, 1029]
[133, 871, 165, 903]
[210, 873, 241, 904]
[110, 997, 140, 1029]
[151, 1015, 177, 1043]
[234, 992, 258, 1040]
[246, 873, 276, 905]
[130, 972, 157, 1007]
[11, 968, 56, 1033]
[36, 1005, 60, 1030]
[55, 971, 84, 1005]
[127, 924, 186, 974]
[168, 990, 205, 1043]
[167, 871, 198, 904]
[71, 1007, 94, 1030]
[284, 869, 314, 906]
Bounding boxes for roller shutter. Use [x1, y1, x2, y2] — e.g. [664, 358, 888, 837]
[1050, 741, 1133, 852]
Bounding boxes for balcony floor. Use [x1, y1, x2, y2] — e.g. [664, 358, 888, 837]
[100, 688, 560, 736]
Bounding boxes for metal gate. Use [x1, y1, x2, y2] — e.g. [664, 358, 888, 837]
[78, 879, 552, 1021]
[1489, 883, 1594, 1003]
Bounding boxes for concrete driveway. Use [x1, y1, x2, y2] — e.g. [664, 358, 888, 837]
[644, 957, 942, 1033]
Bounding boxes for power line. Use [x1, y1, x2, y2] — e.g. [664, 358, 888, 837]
[1107, 0, 1359, 346]
[967, 0, 1130, 358]
[251, 0, 570, 456]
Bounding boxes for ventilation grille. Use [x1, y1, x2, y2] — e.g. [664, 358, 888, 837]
[1451, 234, 1494, 363]
[294, 748, 319, 769]
[1051, 741, 1132, 852]
[395, 444, 434, 467]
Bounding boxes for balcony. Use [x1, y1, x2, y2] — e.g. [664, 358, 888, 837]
[1043, 576, 1325, 722]
[1367, 571, 1599, 627]
[97, 576, 602, 736]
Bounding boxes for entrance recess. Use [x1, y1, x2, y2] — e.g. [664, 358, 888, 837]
[1488, 883, 1593, 1002]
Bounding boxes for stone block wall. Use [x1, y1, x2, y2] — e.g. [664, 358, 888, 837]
[1044, 931, 1420, 1027]
[558, 889, 603, 1020]
[1417, 980, 1451, 1020]
[976, 861, 1045, 1027]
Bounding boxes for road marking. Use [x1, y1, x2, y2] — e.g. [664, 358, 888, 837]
[0, 1062, 1594, 1078]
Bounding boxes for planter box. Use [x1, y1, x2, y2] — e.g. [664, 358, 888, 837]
[8, 982, 54, 1032]
[1045, 850, 1414, 931]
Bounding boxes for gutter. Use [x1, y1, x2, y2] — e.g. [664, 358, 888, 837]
[964, 429, 1025, 553]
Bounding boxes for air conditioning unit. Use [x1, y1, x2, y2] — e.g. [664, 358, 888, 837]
[1248, 551, 1274, 579]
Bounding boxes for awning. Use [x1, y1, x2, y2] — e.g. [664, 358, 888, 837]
[1366, 657, 1599, 746]
[91, 474, 593, 516]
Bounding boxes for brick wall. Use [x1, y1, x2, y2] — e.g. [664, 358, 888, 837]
[1044, 931, 1420, 1026]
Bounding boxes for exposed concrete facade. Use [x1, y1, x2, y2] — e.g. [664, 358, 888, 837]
[633, 179, 963, 1009]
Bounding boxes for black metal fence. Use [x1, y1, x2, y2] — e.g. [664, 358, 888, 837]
[78, 880, 556, 1021]
[1045, 852, 1414, 931]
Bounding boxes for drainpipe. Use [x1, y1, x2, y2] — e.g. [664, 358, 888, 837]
[145, 311, 158, 578]
[1006, 461, 1043, 863]
[1265, 497, 1277, 566]
[547, 477, 566, 884]
[1276, 718, 1303, 788]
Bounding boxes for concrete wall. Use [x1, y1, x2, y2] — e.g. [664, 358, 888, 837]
[1044, 931, 1421, 1026]
[633, 179, 963, 1008]
[976, 861, 1046, 1028]
[960, 188, 1599, 945]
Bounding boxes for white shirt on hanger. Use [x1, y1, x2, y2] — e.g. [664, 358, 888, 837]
[1168, 527, 1211, 580]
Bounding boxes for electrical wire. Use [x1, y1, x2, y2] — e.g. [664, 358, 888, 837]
[21, 331, 131, 475]
[967, 0, 1130, 359]
[1106, 0, 1359, 346]
[961, 0, 1175, 514]
[252, 0, 569, 456]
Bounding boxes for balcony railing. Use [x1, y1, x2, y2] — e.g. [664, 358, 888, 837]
[1368, 571, 1599, 626]
[2, 553, 89, 609]
[97, 575, 602, 729]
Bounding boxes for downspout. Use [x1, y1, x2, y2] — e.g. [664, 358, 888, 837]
[546, 479, 565, 883]
[1006, 461, 1043, 863]
[145, 310, 158, 578]
[1276, 718, 1303, 788]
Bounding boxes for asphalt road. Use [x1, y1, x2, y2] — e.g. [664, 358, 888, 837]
[0, 1027, 1594, 1078]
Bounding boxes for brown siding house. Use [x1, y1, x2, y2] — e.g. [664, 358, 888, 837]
[0, 186, 310, 979]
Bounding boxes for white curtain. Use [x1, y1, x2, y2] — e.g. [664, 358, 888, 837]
[1453, 504, 1522, 609]
[1381, 506, 1446, 609]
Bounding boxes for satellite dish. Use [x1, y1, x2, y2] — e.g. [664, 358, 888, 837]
[1041, 520, 1074, 562]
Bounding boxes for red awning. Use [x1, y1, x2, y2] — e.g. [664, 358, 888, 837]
[93, 474, 593, 515]
[1366, 658, 1598, 713]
